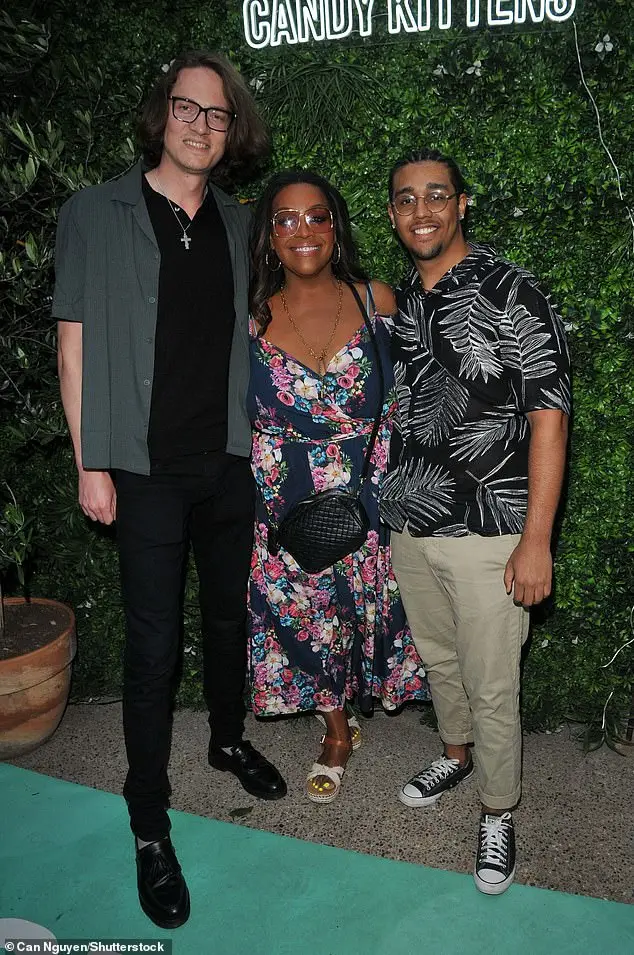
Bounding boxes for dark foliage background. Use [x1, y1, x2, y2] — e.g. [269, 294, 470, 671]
[1, 0, 632, 734]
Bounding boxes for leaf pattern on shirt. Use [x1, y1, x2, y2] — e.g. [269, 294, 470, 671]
[431, 521, 472, 538]
[435, 283, 504, 382]
[394, 298, 432, 352]
[475, 479, 527, 534]
[381, 244, 571, 537]
[540, 378, 572, 415]
[381, 458, 454, 526]
[408, 360, 470, 447]
[449, 409, 526, 461]
[500, 304, 558, 402]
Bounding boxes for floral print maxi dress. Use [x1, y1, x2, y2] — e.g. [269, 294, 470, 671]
[247, 301, 428, 716]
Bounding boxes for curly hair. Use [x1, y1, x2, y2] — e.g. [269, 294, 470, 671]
[250, 170, 368, 334]
[137, 50, 270, 189]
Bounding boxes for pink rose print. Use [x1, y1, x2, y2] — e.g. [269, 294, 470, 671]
[277, 391, 295, 406]
[267, 560, 285, 582]
[255, 662, 269, 683]
[361, 556, 377, 584]
[312, 467, 327, 492]
[337, 375, 354, 389]
[273, 370, 293, 389]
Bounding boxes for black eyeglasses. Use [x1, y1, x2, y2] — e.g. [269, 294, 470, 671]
[392, 192, 460, 215]
[169, 96, 235, 132]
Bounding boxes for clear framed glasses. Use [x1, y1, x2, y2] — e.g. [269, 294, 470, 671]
[271, 205, 334, 238]
[169, 96, 235, 132]
[392, 191, 460, 215]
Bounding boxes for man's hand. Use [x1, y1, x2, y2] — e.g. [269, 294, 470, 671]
[504, 538, 552, 607]
[79, 470, 116, 524]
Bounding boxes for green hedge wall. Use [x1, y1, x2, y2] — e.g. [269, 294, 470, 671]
[2, 0, 632, 731]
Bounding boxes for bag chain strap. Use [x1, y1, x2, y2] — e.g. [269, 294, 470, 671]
[347, 282, 385, 488]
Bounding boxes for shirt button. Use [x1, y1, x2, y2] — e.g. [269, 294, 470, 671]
[148, 296, 156, 304]
[146, 337, 153, 344]
[143, 379, 150, 386]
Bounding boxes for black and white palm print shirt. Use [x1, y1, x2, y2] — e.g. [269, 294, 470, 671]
[380, 244, 571, 538]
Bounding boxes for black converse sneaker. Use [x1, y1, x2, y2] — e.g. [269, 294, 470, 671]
[474, 811, 516, 895]
[398, 754, 474, 807]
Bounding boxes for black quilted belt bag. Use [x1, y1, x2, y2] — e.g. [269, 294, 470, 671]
[267, 283, 385, 575]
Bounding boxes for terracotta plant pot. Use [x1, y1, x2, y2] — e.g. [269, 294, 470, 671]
[0, 597, 76, 759]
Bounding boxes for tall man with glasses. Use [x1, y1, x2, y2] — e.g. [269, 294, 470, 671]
[381, 149, 570, 895]
[54, 51, 286, 929]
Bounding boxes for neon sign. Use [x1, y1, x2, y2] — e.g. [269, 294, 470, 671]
[242, 1, 577, 49]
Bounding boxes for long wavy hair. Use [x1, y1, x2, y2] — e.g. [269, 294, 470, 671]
[137, 50, 270, 189]
[250, 170, 368, 333]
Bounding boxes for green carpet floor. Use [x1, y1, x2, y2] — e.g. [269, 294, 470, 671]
[1, 763, 633, 955]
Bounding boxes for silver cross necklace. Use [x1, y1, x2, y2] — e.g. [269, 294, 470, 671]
[152, 172, 194, 250]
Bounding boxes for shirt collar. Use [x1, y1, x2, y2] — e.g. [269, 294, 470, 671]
[402, 242, 498, 295]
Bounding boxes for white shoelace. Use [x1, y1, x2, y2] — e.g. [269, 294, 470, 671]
[478, 812, 513, 868]
[414, 755, 461, 786]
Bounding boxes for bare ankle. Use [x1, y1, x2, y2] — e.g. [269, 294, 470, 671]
[444, 743, 469, 766]
[481, 806, 512, 816]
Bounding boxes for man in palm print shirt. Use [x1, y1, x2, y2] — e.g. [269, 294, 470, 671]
[381, 149, 570, 896]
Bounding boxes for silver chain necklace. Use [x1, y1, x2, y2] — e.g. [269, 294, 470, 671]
[152, 172, 194, 250]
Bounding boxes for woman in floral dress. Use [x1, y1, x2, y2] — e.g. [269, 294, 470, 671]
[248, 171, 427, 802]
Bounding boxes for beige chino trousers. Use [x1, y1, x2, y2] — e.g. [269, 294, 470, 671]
[391, 530, 530, 809]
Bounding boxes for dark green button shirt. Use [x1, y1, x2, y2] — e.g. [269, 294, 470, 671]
[52, 161, 253, 474]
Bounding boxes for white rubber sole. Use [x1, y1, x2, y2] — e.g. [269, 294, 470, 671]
[398, 789, 442, 808]
[474, 866, 516, 895]
[398, 765, 474, 808]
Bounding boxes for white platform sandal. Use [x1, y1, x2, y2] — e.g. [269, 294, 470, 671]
[315, 711, 362, 750]
[305, 736, 352, 804]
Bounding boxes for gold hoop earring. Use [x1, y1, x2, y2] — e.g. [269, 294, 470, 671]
[266, 250, 282, 271]
[331, 241, 341, 265]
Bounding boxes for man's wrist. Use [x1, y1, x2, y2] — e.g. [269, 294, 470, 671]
[519, 529, 552, 548]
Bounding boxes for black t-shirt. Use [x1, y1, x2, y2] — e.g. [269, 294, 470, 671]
[143, 176, 235, 469]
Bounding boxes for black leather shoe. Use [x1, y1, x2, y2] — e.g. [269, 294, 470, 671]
[208, 740, 287, 800]
[136, 836, 190, 929]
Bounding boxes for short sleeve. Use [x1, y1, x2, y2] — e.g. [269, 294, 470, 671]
[498, 274, 571, 416]
[52, 197, 85, 323]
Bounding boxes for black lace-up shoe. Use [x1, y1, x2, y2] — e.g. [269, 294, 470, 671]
[399, 754, 474, 807]
[208, 740, 287, 800]
[136, 836, 190, 928]
[474, 811, 516, 895]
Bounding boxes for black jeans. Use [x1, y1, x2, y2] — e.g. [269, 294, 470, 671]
[116, 453, 254, 841]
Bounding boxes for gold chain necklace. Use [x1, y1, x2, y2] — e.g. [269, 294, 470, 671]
[279, 280, 343, 375]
